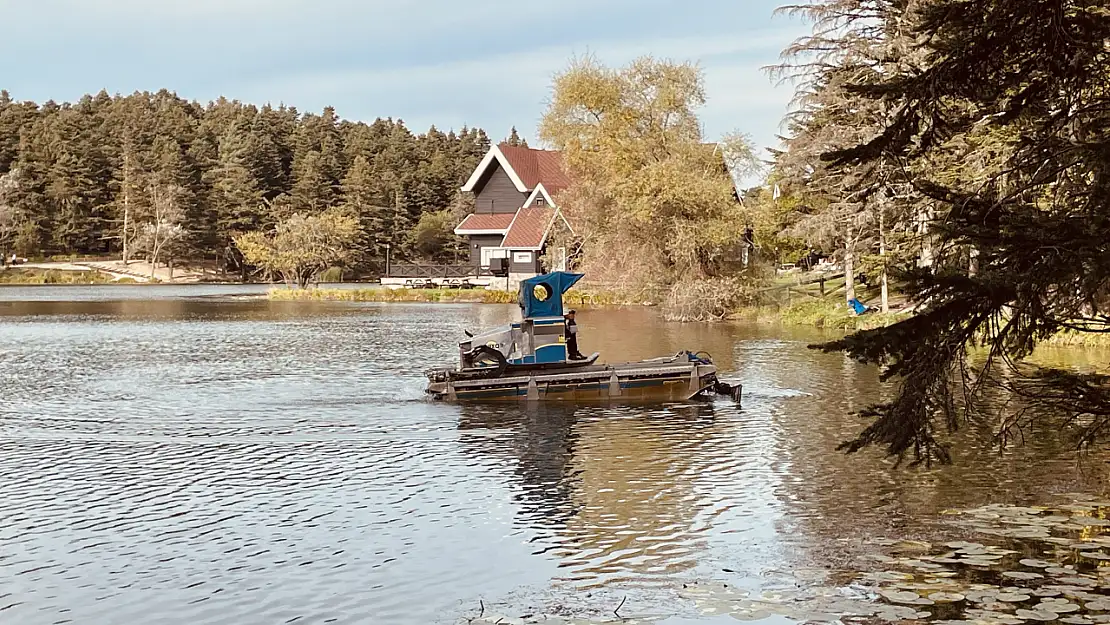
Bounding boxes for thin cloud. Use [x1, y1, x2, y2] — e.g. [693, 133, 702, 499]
[232, 29, 796, 147]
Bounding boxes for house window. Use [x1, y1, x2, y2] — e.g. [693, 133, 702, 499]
[513, 251, 533, 264]
[480, 247, 509, 267]
[536, 197, 545, 207]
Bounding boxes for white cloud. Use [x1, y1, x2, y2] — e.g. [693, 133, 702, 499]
[232, 29, 799, 141]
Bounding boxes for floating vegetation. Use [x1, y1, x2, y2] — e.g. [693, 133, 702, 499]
[464, 500, 1110, 624]
[839, 500, 1110, 624]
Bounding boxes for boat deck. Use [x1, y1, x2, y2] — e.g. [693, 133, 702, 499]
[426, 354, 719, 402]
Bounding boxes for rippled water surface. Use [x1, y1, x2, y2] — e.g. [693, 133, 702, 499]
[2, 285, 1109, 625]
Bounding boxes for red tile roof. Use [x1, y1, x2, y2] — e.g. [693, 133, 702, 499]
[455, 212, 516, 232]
[501, 206, 557, 249]
[497, 144, 571, 191]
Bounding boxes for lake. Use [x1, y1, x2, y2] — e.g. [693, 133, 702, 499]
[2, 284, 1109, 625]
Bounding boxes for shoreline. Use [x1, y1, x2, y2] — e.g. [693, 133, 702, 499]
[266, 286, 1110, 348]
[4, 278, 1106, 348]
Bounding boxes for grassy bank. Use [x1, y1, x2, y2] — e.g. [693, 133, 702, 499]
[731, 298, 908, 331]
[748, 297, 1110, 348]
[270, 287, 516, 303]
[1034, 328, 1110, 348]
[268, 285, 653, 306]
[0, 268, 124, 284]
[268, 284, 1110, 348]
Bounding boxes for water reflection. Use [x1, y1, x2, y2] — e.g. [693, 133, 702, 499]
[3, 289, 1110, 625]
[456, 395, 793, 598]
[459, 403, 583, 533]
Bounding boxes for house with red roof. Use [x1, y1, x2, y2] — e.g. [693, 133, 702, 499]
[454, 143, 573, 281]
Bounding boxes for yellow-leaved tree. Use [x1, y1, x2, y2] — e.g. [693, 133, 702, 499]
[234, 208, 361, 288]
[538, 55, 762, 319]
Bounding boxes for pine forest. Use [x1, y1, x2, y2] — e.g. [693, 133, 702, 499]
[0, 89, 492, 276]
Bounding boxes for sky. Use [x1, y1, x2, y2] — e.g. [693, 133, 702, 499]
[0, 0, 807, 179]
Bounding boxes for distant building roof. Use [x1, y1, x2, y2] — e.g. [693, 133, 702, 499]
[460, 143, 570, 195]
[495, 144, 571, 191]
[500, 206, 558, 250]
[454, 212, 516, 234]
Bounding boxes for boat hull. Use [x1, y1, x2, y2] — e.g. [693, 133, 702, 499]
[425, 359, 719, 403]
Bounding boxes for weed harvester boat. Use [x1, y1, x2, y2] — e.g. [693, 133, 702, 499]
[424, 271, 742, 403]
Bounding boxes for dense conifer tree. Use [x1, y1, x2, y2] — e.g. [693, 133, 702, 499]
[0, 90, 487, 269]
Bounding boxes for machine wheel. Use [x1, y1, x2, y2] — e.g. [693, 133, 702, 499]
[468, 345, 508, 378]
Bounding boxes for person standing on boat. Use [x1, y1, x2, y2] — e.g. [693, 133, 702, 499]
[564, 309, 585, 360]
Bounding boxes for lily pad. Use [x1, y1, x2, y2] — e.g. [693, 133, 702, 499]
[1047, 538, 1078, 546]
[967, 609, 1026, 625]
[879, 590, 922, 604]
[979, 601, 1020, 612]
[1085, 599, 1110, 611]
[1016, 608, 1061, 621]
[891, 540, 933, 553]
[1060, 577, 1100, 587]
[967, 590, 1002, 603]
[1062, 617, 1094, 625]
[1036, 601, 1081, 613]
[1004, 571, 1046, 580]
[997, 592, 1033, 602]
[929, 592, 966, 603]
[949, 542, 986, 549]
[860, 571, 916, 583]
[1082, 553, 1110, 561]
[964, 558, 1006, 567]
[1022, 559, 1056, 568]
[874, 607, 931, 622]
[1072, 517, 1110, 527]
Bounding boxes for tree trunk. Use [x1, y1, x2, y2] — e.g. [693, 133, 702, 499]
[122, 147, 132, 265]
[844, 228, 856, 304]
[122, 200, 130, 265]
[918, 206, 934, 268]
[969, 246, 980, 276]
[879, 208, 889, 313]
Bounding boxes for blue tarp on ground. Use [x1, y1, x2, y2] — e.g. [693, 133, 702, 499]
[848, 298, 868, 315]
[520, 272, 584, 319]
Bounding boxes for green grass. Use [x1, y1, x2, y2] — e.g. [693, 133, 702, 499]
[269, 287, 517, 303]
[753, 293, 1110, 347]
[1034, 328, 1110, 348]
[0, 268, 116, 284]
[269, 285, 655, 306]
[735, 298, 907, 331]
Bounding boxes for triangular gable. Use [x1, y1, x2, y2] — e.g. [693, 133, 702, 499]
[522, 183, 557, 209]
[460, 144, 529, 193]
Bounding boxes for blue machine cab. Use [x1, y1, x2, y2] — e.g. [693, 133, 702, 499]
[457, 271, 596, 371]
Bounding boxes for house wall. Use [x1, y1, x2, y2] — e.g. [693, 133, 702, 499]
[508, 249, 542, 274]
[472, 162, 528, 214]
[467, 234, 504, 265]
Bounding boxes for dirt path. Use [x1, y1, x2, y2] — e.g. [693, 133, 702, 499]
[19, 260, 208, 283]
